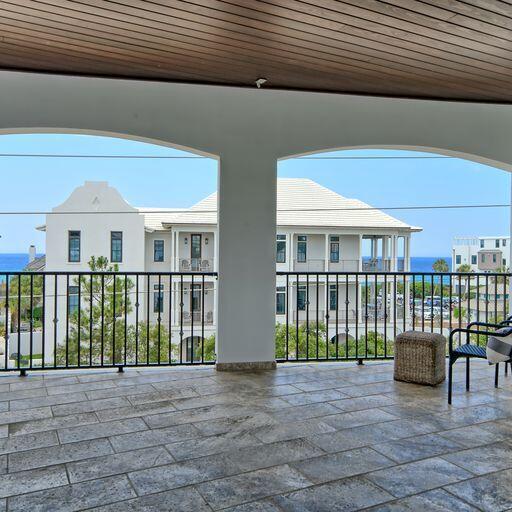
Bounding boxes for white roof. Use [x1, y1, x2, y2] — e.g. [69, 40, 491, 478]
[141, 178, 420, 232]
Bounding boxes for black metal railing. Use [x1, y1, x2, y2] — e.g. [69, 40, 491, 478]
[0, 271, 217, 373]
[3, 269, 509, 372]
[276, 271, 510, 362]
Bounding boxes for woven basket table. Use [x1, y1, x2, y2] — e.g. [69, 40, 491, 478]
[394, 331, 446, 386]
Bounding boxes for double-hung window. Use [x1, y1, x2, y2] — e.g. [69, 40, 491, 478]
[329, 284, 338, 311]
[297, 285, 307, 311]
[68, 231, 81, 262]
[68, 286, 79, 315]
[455, 255, 461, 264]
[154, 240, 164, 262]
[330, 236, 340, 263]
[297, 236, 307, 263]
[276, 286, 286, 314]
[111, 232, 123, 263]
[276, 235, 286, 263]
[153, 284, 164, 313]
[471, 255, 477, 265]
[191, 284, 202, 312]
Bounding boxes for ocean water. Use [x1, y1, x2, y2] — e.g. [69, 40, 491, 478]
[0, 254, 39, 272]
[410, 256, 452, 273]
[0, 254, 451, 273]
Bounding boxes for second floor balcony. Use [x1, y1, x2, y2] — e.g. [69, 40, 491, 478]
[179, 258, 214, 272]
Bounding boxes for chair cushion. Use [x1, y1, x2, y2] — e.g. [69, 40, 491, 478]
[453, 344, 486, 359]
[487, 327, 512, 364]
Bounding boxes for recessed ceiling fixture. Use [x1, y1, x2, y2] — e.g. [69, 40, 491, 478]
[255, 78, 267, 88]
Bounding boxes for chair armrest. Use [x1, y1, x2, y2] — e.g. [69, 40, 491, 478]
[467, 321, 507, 330]
[449, 327, 512, 355]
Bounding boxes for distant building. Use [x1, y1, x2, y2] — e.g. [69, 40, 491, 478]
[452, 236, 510, 272]
[23, 179, 421, 363]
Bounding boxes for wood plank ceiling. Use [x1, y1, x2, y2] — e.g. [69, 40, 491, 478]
[1, 0, 512, 102]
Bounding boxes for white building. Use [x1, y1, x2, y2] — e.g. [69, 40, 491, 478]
[452, 236, 510, 272]
[26, 179, 420, 363]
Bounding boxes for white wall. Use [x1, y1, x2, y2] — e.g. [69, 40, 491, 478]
[45, 182, 145, 272]
[2, 70, 512, 367]
[144, 231, 172, 272]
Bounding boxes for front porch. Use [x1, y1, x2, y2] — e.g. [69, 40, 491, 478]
[0, 360, 510, 511]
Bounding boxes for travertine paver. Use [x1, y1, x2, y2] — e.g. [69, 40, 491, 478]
[0, 360, 510, 510]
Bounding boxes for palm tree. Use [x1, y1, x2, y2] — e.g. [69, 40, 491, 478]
[432, 258, 449, 273]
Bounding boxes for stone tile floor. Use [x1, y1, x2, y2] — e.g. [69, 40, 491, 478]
[0, 360, 511, 510]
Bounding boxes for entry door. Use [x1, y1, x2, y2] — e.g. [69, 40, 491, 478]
[191, 234, 202, 271]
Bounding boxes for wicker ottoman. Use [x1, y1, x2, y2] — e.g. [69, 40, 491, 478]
[394, 331, 446, 386]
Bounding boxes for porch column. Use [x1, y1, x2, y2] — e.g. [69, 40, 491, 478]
[216, 151, 277, 370]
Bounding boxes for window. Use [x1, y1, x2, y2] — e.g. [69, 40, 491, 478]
[496, 239, 500, 248]
[190, 234, 202, 271]
[330, 236, 340, 263]
[153, 284, 164, 313]
[329, 284, 338, 311]
[68, 286, 79, 315]
[276, 286, 286, 315]
[456, 255, 461, 264]
[471, 255, 477, 265]
[481, 254, 485, 263]
[276, 235, 286, 263]
[297, 236, 307, 263]
[503, 239, 507, 247]
[111, 232, 123, 263]
[493, 254, 497, 263]
[154, 240, 164, 262]
[480, 239, 485, 248]
[191, 284, 202, 312]
[68, 231, 80, 262]
[297, 285, 307, 311]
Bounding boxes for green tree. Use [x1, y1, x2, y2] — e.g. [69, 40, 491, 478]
[432, 258, 449, 273]
[5, 274, 44, 331]
[456, 264, 472, 273]
[56, 256, 136, 366]
[275, 322, 327, 359]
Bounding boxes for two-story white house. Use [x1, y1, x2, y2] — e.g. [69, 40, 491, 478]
[29, 179, 420, 363]
[452, 236, 510, 272]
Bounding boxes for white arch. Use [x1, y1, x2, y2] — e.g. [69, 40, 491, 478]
[279, 145, 512, 173]
[0, 128, 218, 159]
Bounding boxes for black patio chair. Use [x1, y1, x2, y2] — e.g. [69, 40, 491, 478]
[448, 316, 512, 404]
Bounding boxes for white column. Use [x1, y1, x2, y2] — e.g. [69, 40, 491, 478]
[216, 152, 277, 370]
[358, 235, 363, 271]
[287, 232, 293, 272]
[390, 235, 397, 272]
[324, 234, 329, 272]
[509, 174, 512, 315]
[213, 229, 218, 273]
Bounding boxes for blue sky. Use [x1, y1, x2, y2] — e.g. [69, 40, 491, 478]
[0, 134, 509, 257]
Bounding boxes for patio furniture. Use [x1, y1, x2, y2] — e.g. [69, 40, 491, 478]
[394, 331, 446, 386]
[448, 317, 512, 404]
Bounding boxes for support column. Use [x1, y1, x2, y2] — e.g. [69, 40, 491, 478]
[216, 152, 277, 371]
[509, 174, 512, 316]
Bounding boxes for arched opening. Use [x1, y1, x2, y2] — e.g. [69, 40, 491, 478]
[275, 146, 510, 362]
[0, 132, 219, 370]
